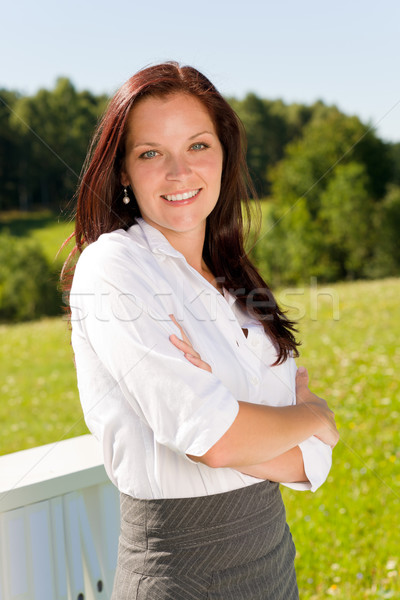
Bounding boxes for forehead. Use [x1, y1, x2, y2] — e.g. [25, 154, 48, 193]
[125, 93, 216, 142]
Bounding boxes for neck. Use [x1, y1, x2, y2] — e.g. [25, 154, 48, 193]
[174, 233, 222, 292]
[166, 228, 207, 273]
[141, 218, 220, 288]
[156, 222, 219, 288]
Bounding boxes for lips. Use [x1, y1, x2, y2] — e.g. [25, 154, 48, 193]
[161, 189, 201, 202]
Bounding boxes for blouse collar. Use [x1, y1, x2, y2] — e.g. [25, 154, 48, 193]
[134, 217, 186, 259]
[133, 217, 237, 308]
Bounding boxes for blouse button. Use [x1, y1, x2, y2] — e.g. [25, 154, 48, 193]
[250, 375, 259, 385]
[251, 338, 259, 347]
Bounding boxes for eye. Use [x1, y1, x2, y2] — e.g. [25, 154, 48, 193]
[190, 142, 209, 151]
[139, 149, 159, 159]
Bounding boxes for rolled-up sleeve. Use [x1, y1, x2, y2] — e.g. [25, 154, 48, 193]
[70, 242, 239, 459]
[281, 436, 332, 492]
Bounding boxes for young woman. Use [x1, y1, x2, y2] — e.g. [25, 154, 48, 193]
[63, 61, 339, 599]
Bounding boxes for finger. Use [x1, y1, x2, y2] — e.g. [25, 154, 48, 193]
[169, 314, 191, 345]
[169, 334, 200, 358]
[296, 366, 309, 386]
[185, 353, 212, 373]
[169, 313, 179, 328]
[169, 335, 212, 372]
[296, 366, 308, 377]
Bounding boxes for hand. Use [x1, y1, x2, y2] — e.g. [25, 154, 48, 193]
[295, 366, 339, 449]
[169, 314, 212, 373]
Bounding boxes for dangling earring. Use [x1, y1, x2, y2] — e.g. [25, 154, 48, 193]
[122, 187, 130, 205]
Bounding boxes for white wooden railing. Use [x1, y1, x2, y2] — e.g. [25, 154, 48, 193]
[0, 435, 120, 600]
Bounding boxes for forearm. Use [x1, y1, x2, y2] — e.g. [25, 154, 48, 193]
[189, 400, 328, 469]
[235, 446, 308, 483]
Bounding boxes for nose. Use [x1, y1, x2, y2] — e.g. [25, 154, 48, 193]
[165, 154, 192, 180]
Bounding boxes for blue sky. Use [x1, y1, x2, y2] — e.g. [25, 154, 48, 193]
[2, 0, 400, 142]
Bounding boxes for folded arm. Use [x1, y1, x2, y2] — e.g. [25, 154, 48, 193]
[233, 445, 307, 483]
[170, 320, 338, 486]
[188, 391, 337, 468]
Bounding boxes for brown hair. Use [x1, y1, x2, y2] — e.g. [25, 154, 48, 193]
[61, 61, 299, 363]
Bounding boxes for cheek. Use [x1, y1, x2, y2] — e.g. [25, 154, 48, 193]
[199, 154, 223, 181]
[129, 165, 156, 196]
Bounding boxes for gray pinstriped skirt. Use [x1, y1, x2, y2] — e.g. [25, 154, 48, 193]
[111, 480, 299, 599]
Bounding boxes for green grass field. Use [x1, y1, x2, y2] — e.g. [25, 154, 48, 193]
[1, 211, 399, 598]
[0, 209, 75, 266]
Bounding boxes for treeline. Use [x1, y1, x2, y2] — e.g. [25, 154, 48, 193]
[236, 98, 400, 284]
[0, 78, 108, 211]
[1, 78, 400, 289]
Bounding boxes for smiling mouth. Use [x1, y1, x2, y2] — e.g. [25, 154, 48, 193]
[161, 189, 201, 202]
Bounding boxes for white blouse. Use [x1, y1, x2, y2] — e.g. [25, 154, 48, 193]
[70, 217, 331, 499]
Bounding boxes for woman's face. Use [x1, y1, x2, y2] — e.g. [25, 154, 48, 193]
[121, 93, 224, 244]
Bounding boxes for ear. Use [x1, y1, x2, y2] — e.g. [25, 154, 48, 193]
[120, 170, 130, 187]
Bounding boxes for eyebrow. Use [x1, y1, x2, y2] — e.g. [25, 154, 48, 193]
[189, 130, 215, 140]
[132, 130, 216, 149]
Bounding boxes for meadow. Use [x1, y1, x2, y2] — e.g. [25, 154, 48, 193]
[0, 212, 399, 598]
[0, 208, 76, 265]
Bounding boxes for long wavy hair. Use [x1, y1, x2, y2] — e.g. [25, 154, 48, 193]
[60, 61, 299, 364]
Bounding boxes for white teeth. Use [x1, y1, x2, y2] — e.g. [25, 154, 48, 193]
[163, 189, 200, 202]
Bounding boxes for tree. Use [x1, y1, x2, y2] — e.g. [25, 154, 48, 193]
[0, 90, 22, 210]
[228, 93, 288, 196]
[269, 106, 392, 216]
[387, 142, 400, 186]
[252, 108, 395, 285]
[367, 185, 400, 277]
[318, 162, 374, 279]
[0, 233, 60, 321]
[249, 197, 322, 286]
[10, 78, 107, 210]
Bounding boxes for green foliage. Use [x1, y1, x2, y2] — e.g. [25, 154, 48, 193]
[229, 94, 287, 195]
[0, 209, 75, 264]
[0, 232, 61, 322]
[250, 107, 398, 285]
[269, 106, 392, 211]
[228, 94, 314, 196]
[0, 90, 22, 209]
[2, 78, 107, 211]
[1, 81, 399, 286]
[318, 162, 375, 279]
[387, 142, 400, 186]
[366, 185, 400, 278]
[0, 210, 75, 322]
[249, 199, 321, 286]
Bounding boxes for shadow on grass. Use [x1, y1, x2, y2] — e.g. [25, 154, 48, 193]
[0, 210, 70, 238]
